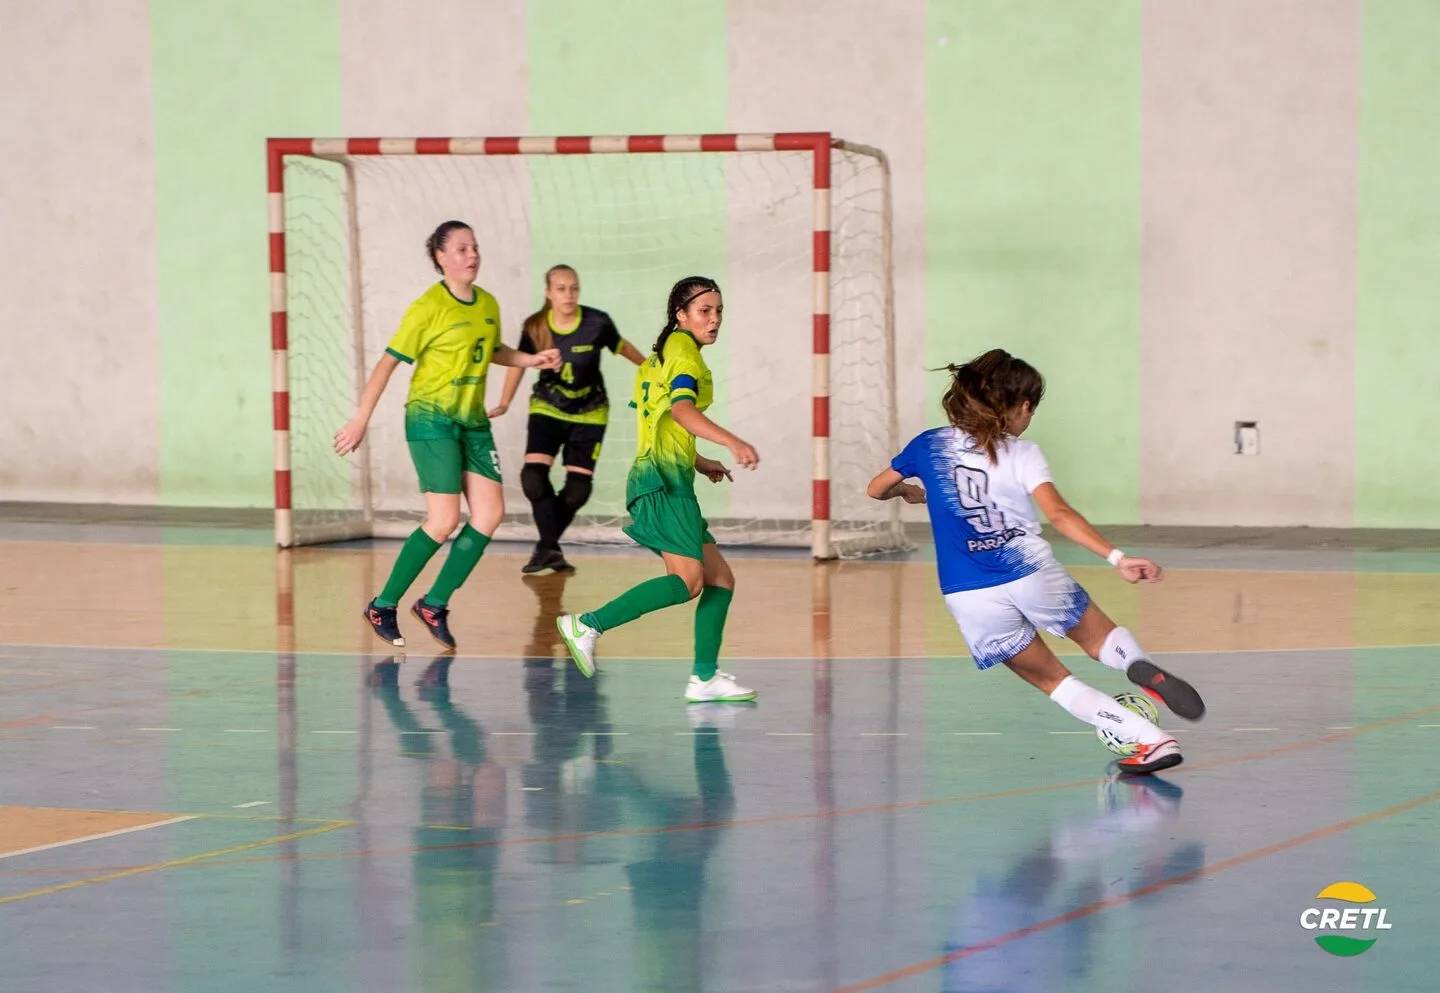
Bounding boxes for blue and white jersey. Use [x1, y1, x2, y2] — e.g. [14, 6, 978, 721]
[891, 427, 1057, 594]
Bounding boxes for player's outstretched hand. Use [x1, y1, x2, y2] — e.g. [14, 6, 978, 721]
[334, 418, 367, 456]
[698, 459, 733, 484]
[487, 403, 509, 418]
[533, 348, 562, 371]
[728, 439, 759, 471]
[1118, 556, 1163, 584]
[899, 483, 927, 504]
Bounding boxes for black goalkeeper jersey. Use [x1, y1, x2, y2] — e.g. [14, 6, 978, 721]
[518, 306, 624, 425]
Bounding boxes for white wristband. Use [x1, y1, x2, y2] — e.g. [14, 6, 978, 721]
[1106, 548, 1125, 567]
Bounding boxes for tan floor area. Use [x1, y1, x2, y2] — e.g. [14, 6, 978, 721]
[0, 807, 181, 858]
[2, 539, 1439, 657]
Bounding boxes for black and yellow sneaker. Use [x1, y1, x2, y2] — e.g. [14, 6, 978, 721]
[363, 599, 404, 647]
[410, 598, 456, 651]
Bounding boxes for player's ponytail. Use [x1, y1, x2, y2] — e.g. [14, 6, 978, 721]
[653, 276, 721, 356]
[940, 349, 1046, 463]
[522, 264, 576, 353]
[425, 220, 472, 274]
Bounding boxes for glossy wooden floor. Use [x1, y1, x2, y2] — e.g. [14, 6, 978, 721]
[1, 521, 1437, 992]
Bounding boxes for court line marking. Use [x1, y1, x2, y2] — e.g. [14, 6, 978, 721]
[0, 815, 196, 862]
[232, 801, 270, 809]
[831, 787, 1440, 992]
[138, 727, 183, 732]
[11, 700, 1440, 880]
[50, 725, 96, 730]
[0, 820, 352, 906]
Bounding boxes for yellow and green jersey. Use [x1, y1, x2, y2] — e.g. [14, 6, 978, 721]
[625, 331, 714, 503]
[385, 281, 502, 438]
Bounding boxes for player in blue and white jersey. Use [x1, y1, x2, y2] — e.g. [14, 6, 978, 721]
[868, 349, 1206, 775]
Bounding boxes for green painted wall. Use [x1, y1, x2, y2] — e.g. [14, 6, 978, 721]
[1355, 0, 1440, 527]
[152, 0, 342, 506]
[526, 0, 729, 518]
[926, 0, 1141, 523]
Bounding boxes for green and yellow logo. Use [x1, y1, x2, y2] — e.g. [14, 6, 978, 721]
[1299, 882, 1391, 956]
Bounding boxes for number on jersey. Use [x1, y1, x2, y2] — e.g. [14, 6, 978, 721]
[955, 465, 1008, 535]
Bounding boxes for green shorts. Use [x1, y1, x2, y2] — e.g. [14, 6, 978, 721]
[622, 490, 715, 561]
[407, 426, 502, 493]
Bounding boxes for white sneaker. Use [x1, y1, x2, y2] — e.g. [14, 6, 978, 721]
[555, 614, 599, 678]
[684, 671, 757, 703]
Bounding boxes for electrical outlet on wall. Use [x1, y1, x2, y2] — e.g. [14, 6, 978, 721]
[1235, 421, 1259, 456]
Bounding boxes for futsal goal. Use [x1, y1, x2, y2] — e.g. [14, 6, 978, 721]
[269, 132, 904, 560]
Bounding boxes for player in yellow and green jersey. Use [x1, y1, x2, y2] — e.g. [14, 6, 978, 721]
[335, 220, 561, 650]
[489, 264, 646, 575]
[555, 277, 762, 704]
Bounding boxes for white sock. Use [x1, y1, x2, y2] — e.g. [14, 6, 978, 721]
[1048, 675, 1166, 745]
[1098, 626, 1147, 672]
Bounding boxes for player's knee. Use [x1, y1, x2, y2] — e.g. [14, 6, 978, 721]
[708, 561, 735, 591]
[426, 507, 462, 538]
[520, 463, 553, 503]
[559, 471, 592, 513]
[682, 574, 705, 599]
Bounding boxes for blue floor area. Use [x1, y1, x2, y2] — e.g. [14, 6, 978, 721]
[2, 642, 1437, 992]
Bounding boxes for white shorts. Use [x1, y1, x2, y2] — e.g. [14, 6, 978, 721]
[944, 560, 1092, 670]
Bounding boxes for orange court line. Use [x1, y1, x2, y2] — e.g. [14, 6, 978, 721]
[831, 787, 1440, 992]
[11, 696, 1436, 879]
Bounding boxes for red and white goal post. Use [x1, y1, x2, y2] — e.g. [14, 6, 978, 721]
[269, 132, 906, 560]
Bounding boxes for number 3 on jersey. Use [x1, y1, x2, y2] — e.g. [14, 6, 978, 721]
[955, 465, 1007, 535]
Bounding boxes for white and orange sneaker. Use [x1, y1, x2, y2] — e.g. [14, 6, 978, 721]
[1116, 738, 1183, 776]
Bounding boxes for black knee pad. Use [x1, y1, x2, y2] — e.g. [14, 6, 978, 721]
[520, 463, 555, 503]
[559, 472, 593, 513]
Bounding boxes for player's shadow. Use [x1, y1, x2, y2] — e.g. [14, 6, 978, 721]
[368, 654, 511, 988]
[940, 775, 1204, 993]
[598, 711, 736, 992]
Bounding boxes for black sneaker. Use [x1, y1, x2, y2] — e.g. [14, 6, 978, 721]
[552, 550, 577, 574]
[521, 545, 557, 575]
[410, 598, 456, 651]
[1126, 660, 1206, 721]
[363, 599, 404, 647]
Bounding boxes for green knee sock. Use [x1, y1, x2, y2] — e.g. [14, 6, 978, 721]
[375, 528, 442, 607]
[424, 525, 490, 606]
[581, 574, 691, 634]
[692, 586, 732, 681]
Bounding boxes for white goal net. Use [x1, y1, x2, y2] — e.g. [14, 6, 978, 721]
[278, 137, 904, 558]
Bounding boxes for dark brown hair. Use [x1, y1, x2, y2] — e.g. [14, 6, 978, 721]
[653, 276, 721, 356]
[425, 220, 472, 274]
[521, 264, 577, 353]
[941, 349, 1046, 463]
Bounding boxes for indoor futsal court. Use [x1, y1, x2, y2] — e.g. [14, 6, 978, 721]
[7, 2, 1440, 991]
[2, 512, 1437, 991]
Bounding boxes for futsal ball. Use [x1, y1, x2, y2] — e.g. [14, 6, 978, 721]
[1096, 691, 1161, 756]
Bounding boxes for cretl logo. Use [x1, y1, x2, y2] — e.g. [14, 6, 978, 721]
[1299, 881, 1391, 956]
